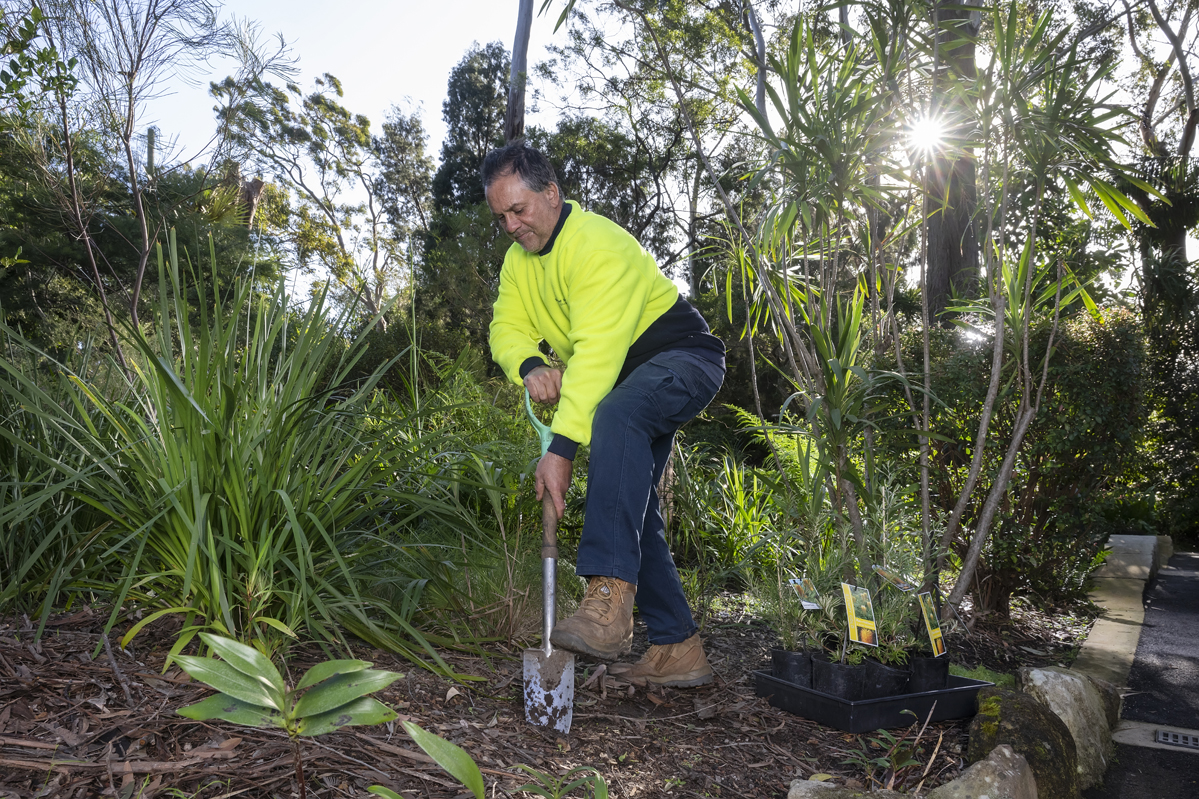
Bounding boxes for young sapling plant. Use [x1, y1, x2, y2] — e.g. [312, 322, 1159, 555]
[174, 633, 402, 799]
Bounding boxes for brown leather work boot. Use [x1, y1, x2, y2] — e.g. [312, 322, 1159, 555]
[549, 576, 635, 659]
[608, 633, 713, 688]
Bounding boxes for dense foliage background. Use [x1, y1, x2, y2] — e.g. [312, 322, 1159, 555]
[3, 0, 1198, 666]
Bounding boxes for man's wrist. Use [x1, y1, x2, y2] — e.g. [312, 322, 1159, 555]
[547, 434, 579, 461]
[519, 357, 549, 380]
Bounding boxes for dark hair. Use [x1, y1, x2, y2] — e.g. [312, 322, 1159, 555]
[480, 140, 559, 193]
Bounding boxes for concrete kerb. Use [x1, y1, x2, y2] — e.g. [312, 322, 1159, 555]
[1072, 534, 1162, 688]
[960, 534, 1161, 795]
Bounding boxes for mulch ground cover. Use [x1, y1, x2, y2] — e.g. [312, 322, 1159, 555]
[0, 596, 1096, 799]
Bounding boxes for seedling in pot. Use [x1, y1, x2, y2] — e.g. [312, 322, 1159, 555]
[174, 632, 402, 799]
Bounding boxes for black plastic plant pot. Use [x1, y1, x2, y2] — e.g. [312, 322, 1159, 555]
[861, 658, 910, 699]
[770, 648, 812, 688]
[754, 671, 994, 733]
[811, 655, 865, 701]
[908, 655, 950, 693]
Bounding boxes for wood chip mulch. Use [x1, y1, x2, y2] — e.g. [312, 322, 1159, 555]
[943, 595, 1099, 674]
[0, 594, 1103, 798]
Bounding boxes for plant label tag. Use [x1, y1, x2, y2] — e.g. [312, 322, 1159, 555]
[918, 592, 946, 657]
[873, 566, 916, 592]
[840, 583, 877, 647]
[788, 577, 820, 610]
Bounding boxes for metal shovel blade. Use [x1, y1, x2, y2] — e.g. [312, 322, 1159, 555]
[523, 646, 575, 734]
[523, 496, 574, 734]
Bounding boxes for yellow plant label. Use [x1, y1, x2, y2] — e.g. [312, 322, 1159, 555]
[841, 583, 877, 646]
[918, 591, 946, 657]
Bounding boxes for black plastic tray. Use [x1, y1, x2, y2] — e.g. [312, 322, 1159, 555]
[753, 670, 993, 733]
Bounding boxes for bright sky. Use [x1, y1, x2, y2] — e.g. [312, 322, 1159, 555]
[152, 0, 563, 166]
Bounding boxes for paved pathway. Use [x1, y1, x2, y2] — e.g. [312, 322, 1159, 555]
[1084, 552, 1199, 799]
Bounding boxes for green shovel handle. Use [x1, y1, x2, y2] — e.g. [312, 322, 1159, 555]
[524, 388, 555, 457]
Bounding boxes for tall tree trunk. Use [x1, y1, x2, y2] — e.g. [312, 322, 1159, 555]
[687, 164, 703, 297]
[504, 0, 535, 143]
[926, 5, 980, 320]
[43, 24, 130, 375]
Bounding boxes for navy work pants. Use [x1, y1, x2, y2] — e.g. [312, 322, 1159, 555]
[574, 350, 724, 645]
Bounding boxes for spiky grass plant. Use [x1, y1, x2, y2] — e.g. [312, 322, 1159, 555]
[0, 324, 121, 622]
[1, 232, 479, 673]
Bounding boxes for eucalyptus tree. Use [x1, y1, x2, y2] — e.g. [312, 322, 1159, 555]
[222, 74, 402, 328]
[541, 0, 756, 292]
[432, 42, 510, 213]
[374, 105, 435, 249]
[504, 0, 535, 142]
[529, 114, 680, 262]
[415, 43, 511, 359]
[925, 2, 980, 319]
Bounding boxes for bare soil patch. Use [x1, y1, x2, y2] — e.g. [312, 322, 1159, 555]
[0, 596, 1094, 798]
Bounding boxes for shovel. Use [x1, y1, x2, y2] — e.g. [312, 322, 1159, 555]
[522, 389, 575, 735]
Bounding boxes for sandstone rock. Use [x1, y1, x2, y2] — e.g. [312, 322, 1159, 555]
[786, 780, 905, 799]
[1018, 666, 1115, 790]
[968, 687, 1080, 799]
[1088, 674, 1123, 728]
[927, 745, 1037, 799]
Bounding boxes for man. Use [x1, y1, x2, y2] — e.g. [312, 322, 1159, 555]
[484, 141, 725, 688]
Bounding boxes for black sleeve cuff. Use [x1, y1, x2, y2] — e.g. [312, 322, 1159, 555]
[519, 357, 549, 379]
[548, 434, 579, 461]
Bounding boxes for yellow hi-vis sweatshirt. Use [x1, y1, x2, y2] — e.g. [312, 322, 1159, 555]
[489, 201, 679, 450]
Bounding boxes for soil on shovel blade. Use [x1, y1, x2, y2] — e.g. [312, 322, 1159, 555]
[0, 596, 1093, 798]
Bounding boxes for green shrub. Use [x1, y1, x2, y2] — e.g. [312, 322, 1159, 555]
[0, 324, 122, 622]
[1, 234, 477, 672]
[885, 308, 1148, 615]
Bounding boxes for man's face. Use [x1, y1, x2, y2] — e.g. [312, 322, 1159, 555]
[485, 170, 562, 253]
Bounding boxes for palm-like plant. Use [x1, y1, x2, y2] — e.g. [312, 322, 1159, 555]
[933, 3, 1161, 607]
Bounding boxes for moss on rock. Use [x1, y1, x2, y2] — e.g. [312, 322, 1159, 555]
[967, 687, 1080, 799]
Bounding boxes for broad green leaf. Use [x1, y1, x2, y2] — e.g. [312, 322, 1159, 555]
[173, 655, 284, 710]
[120, 606, 192, 649]
[1123, 174, 1170, 204]
[256, 617, 299, 639]
[1092, 183, 1131, 229]
[198, 633, 285, 694]
[177, 692, 285, 729]
[403, 720, 485, 799]
[295, 659, 374, 692]
[1074, 278, 1101, 321]
[367, 789, 404, 799]
[1095, 179, 1153, 226]
[293, 669, 403, 717]
[297, 696, 398, 737]
[1062, 176, 1090, 219]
